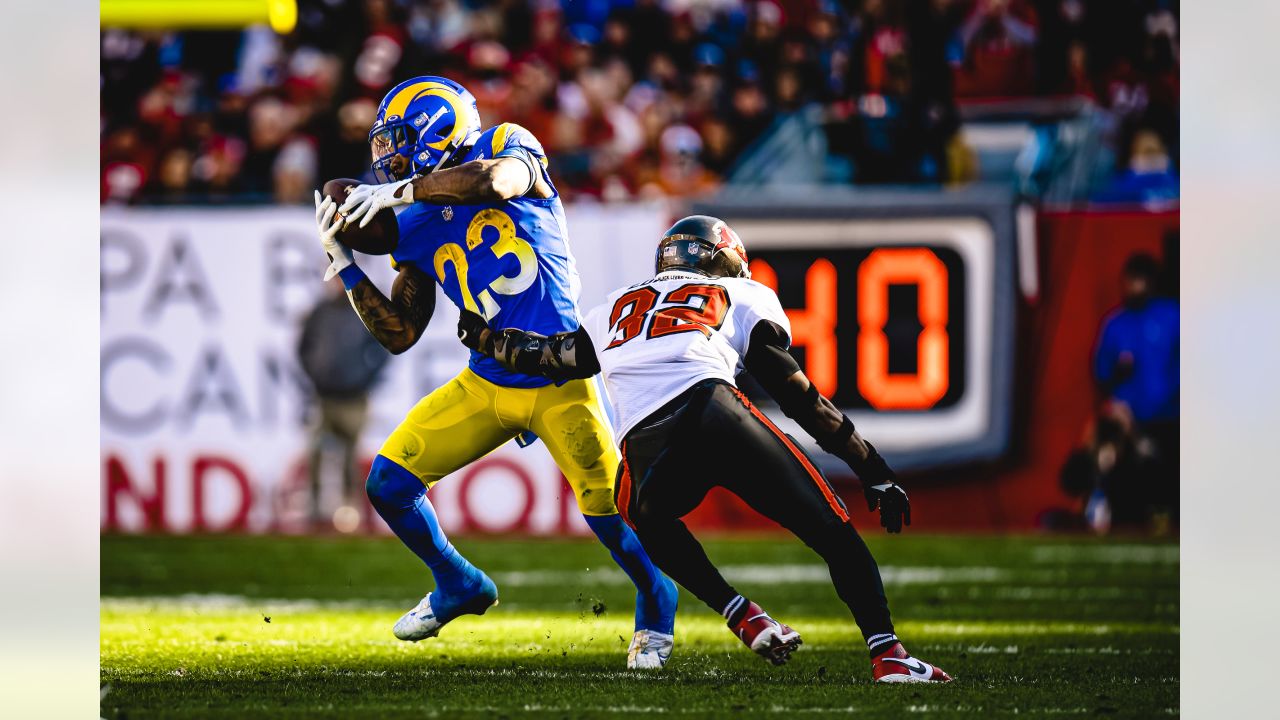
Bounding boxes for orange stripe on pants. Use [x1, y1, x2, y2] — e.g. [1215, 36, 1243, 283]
[616, 441, 635, 528]
[728, 386, 850, 523]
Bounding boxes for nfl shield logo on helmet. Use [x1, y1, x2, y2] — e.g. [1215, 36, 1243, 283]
[442, 206, 454, 221]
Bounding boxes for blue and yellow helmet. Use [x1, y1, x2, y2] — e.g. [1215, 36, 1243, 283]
[369, 76, 482, 182]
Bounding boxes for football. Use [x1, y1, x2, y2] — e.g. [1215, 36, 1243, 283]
[321, 178, 400, 255]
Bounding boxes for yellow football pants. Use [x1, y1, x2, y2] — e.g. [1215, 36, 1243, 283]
[379, 368, 621, 516]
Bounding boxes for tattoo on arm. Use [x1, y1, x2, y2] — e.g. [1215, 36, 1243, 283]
[346, 264, 436, 354]
[410, 157, 537, 204]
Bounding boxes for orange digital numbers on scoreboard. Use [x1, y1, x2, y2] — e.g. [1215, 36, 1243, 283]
[856, 248, 950, 410]
[750, 258, 839, 397]
[751, 247, 954, 411]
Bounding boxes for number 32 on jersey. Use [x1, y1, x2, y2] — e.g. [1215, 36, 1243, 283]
[433, 208, 538, 320]
[605, 283, 731, 349]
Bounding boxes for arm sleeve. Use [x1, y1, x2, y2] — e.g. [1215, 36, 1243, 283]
[743, 322, 798, 382]
[742, 321, 807, 415]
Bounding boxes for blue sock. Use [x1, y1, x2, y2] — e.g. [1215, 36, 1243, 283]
[584, 513, 678, 635]
[366, 455, 482, 598]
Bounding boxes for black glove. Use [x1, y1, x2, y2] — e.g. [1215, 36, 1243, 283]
[864, 481, 911, 534]
[856, 443, 910, 533]
[457, 309, 491, 353]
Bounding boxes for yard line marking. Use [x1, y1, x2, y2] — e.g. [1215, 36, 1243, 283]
[101, 598, 1178, 638]
[101, 594, 401, 612]
[490, 565, 1007, 587]
[962, 644, 1020, 654]
[1029, 545, 1179, 564]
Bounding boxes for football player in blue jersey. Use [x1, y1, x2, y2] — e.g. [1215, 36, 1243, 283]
[311, 76, 679, 668]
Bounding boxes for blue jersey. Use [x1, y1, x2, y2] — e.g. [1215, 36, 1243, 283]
[392, 123, 582, 388]
[1093, 297, 1180, 423]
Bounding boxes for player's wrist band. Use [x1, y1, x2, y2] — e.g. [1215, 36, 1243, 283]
[338, 263, 366, 291]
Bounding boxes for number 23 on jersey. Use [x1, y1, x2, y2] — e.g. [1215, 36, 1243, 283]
[605, 283, 731, 350]
[433, 208, 538, 320]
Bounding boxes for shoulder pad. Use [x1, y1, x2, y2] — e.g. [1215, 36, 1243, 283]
[489, 123, 548, 167]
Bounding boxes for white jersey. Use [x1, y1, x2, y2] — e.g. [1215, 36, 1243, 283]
[582, 270, 792, 439]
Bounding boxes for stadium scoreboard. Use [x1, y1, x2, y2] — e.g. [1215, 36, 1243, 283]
[720, 213, 1016, 473]
[749, 245, 967, 412]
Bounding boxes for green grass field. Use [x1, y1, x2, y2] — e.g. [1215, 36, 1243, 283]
[101, 533, 1178, 718]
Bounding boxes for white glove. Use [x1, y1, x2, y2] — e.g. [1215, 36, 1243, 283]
[314, 190, 354, 281]
[338, 179, 415, 229]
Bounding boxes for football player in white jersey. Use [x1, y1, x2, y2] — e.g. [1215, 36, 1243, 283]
[457, 215, 952, 683]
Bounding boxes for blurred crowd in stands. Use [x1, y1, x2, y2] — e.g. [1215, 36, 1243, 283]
[101, 0, 1179, 205]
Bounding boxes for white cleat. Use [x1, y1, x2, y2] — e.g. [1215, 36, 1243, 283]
[392, 579, 499, 642]
[393, 593, 446, 641]
[627, 630, 674, 669]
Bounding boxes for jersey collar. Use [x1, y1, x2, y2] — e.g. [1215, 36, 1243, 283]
[654, 269, 709, 281]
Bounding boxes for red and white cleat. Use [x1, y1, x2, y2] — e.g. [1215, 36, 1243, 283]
[872, 642, 952, 683]
[729, 601, 802, 666]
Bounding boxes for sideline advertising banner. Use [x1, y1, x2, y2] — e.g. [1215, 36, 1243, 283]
[101, 203, 669, 535]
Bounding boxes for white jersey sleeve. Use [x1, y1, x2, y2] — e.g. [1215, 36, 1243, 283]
[727, 279, 793, 358]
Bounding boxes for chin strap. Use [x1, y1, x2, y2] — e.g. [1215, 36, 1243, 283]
[423, 140, 474, 176]
[427, 146, 455, 173]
